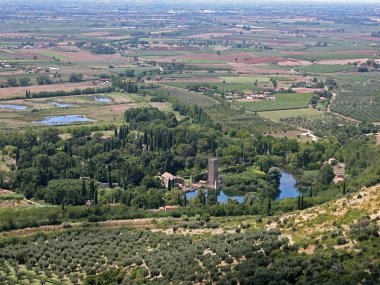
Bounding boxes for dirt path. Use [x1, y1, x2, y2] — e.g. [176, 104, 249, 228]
[326, 92, 336, 112]
[23, 198, 42, 206]
[299, 128, 320, 142]
[2, 184, 379, 241]
[0, 217, 162, 239]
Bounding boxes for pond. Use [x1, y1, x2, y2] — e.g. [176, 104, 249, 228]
[185, 189, 244, 204]
[0, 104, 28, 110]
[33, 115, 96, 126]
[51, 102, 73, 108]
[94, 96, 112, 103]
[276, 171, 300, 200]
[185, 171, 300, 204]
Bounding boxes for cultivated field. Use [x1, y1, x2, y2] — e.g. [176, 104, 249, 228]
[235, 93, 313, 112]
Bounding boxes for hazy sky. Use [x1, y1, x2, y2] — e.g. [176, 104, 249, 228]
[2, 0, 380, 4]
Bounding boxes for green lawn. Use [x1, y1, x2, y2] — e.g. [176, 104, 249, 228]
[333, 73, 380, 83]
[39, 51, 70, 61]
[289, 53, 376, 61]
[161, 81, 255, 91]
[133, 51, 188, 57]
[220, 76, 291, 83]
[161, 87, 219, 107]
[235, 93, 313, 112]
[220, 76, 271, 83]
[300, 64, 355, 73]
[258, 108, 320, 120]
[178, 59, 227, 64]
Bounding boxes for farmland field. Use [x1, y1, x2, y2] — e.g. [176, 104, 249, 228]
[234, 93, 313, 112]
[220, 76, 290, 83]
[160, 86, 219, 106]
[161, 81, 255, 91]
[287, 51, 378, 61]
[0, 82, 97, 100]
[300, 64, 355, 73]
[258, 108, 321, 120]
[331, 83, 380, 122]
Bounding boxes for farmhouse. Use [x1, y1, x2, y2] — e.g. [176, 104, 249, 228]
[161, 172, 185, 188]
[97, 78, 112, 86]
[159, 205, 180, 212]
[244, 91, 276, 101]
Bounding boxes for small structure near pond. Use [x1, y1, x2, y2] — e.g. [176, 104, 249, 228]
[161, 172, 184, 189]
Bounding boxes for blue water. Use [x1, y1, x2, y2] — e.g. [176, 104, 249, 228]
[185, 171, 300, 204]
[94, 96, 112, 103]
[0, 104, 27, 110]
[51, 102, 73, 108]
[276, 172, 300, 200]
[185, 189, 244, 204]
[33, 115, 96, 126]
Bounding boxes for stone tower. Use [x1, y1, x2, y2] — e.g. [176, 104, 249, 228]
[207, 157, 218, 187]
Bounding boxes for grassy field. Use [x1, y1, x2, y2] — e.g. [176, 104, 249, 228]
[161, 81, 255, 92]
[333, 72, 380, 83]
[161, 86, 219, 106]
[289, 52, 376, 61]
[133, 51, 189, 57]
[178, 59, 228, 64]
[220, 76, 270, 83]
[235, 93, 313, 112]
[258, 108, 321, 120]
[300, 64, 355, 73]
[39, 50, 70, 61]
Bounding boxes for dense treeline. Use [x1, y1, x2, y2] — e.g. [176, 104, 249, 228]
[112, 77, 138, 93]
[28, 86, 114, 99]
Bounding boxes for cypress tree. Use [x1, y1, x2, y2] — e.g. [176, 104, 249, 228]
[300, 195, 304, 210]
[297, 195, 301, 210]
[107, 164, 112, 188]
[61, 196, 65, 215]
[266, 198, 271, 216]
[309, 187, 313, 198]
[143, 132, 148, 145]
[81, 179, 86, 200]
[138, 138, 143, 150]
[94, 189, 98, 205]
[168, 178, 172, 190]
[15, 148, 20, 164]
[89, 180, 95, 199]
[343, 181, 346, 195]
